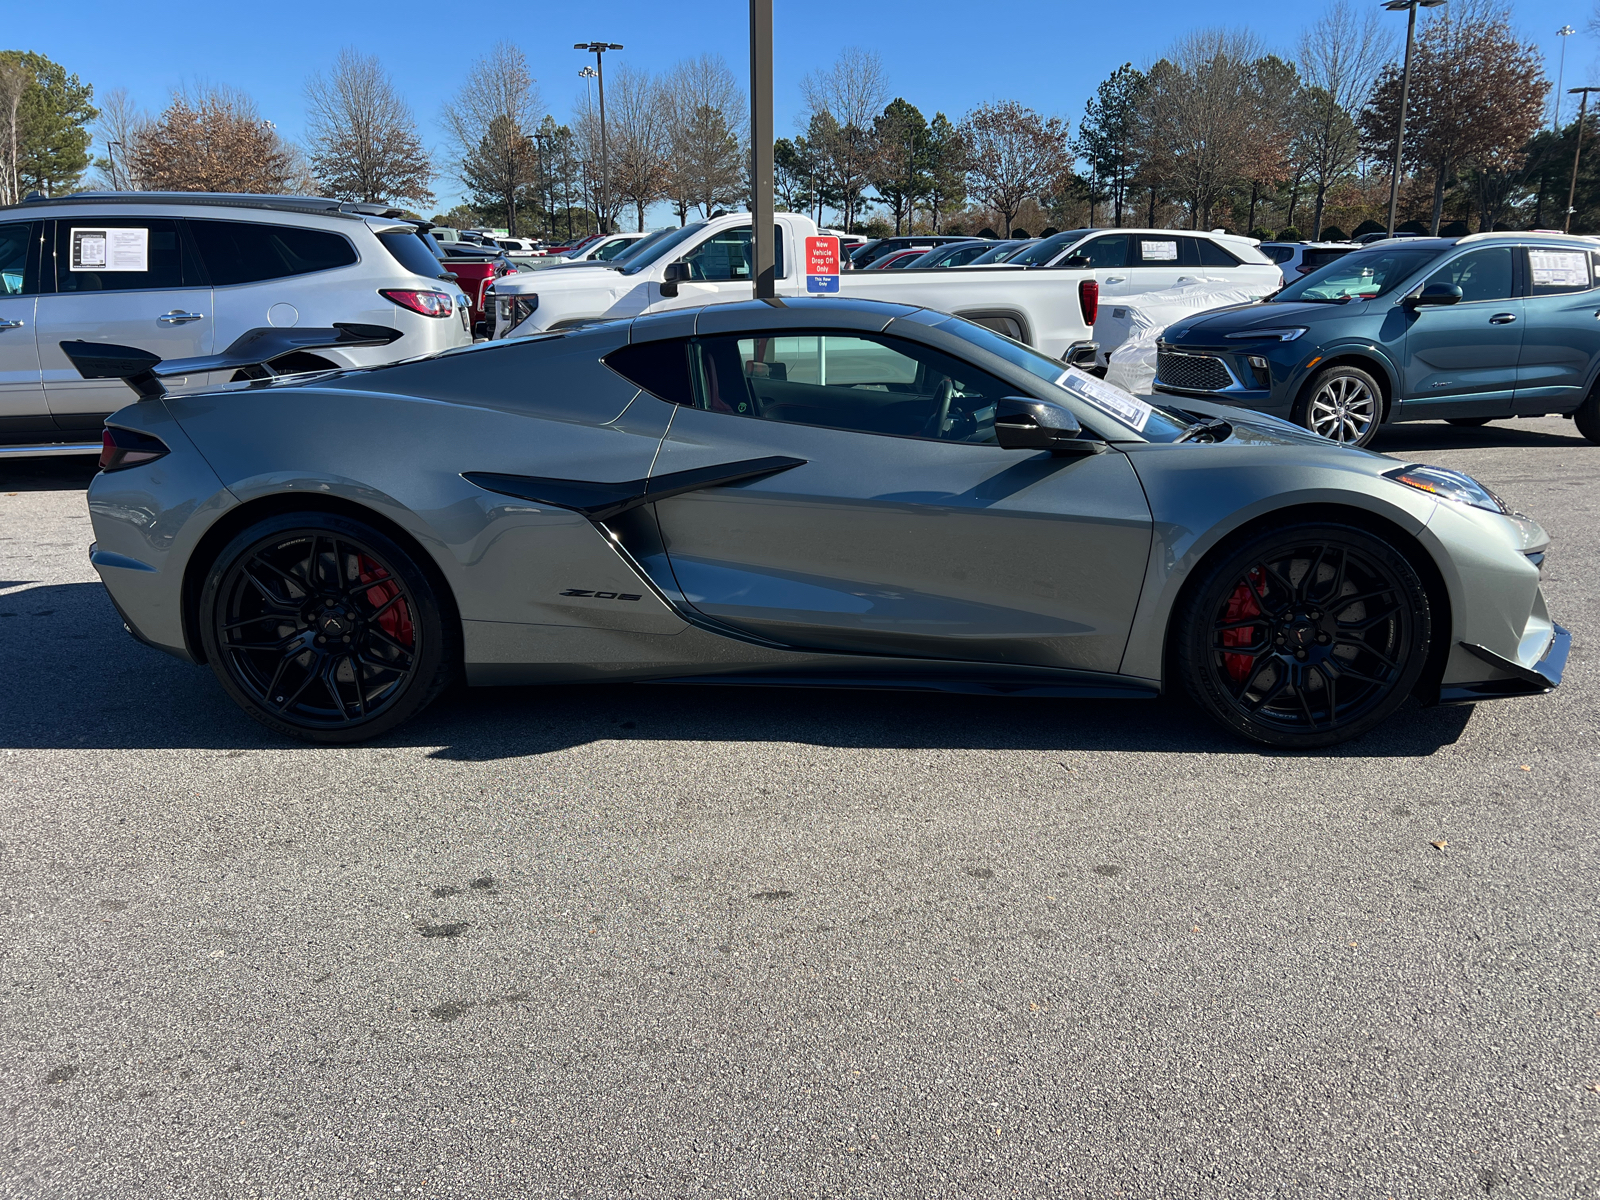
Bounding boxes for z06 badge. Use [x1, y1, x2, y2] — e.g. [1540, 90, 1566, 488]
[559, 589, 641, 600]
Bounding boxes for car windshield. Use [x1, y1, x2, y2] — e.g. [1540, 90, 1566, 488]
[620, 222, 710, 275]
[1008, 230, 1092, 267]
[946, 318, 1196, 442]
[607, 228, 671, 265]
[1276, 245, 1444, 302]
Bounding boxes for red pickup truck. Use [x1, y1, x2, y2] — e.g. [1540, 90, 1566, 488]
[433, 242, 516, 338]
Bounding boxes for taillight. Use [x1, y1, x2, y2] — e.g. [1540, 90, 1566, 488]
[380, 288, 453, 318]
[1078, 279, 1099, 327]
[99, 426, 170, 472]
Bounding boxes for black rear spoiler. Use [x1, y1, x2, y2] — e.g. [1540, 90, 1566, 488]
[59, 322, 403, 399]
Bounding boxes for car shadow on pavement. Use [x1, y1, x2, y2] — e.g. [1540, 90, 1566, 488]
[1, 580, 1474, 760]
[0, 455, 100, 492]
[1370, 421, 1589, 454]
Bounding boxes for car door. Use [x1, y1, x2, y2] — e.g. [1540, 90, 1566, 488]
[1124, 235, 1186, 296]
[1399, 246, 1519, 413]
[1514, 245, 1600, 414]
[0, 219, 46, 433]
[652, 225, 786, 313]
[1071, 233, 1132, 297]
[634, 327, 1153, 675]
[34, 216, 212, 427]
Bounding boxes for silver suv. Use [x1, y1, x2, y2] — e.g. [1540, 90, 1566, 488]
[0, 193, 472, 455]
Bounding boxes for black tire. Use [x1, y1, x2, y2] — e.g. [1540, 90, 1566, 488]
[1575, 387, 1600, 444]
[1446, 417, 1493, 427]
[1295, 364, 1384, 447]
[198, 512, 458, 743]
[1176, 523, 1432, 749]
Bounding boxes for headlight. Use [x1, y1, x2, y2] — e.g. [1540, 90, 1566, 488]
[1384, 464, 1508, 513]
[1224, 327, 1307, 341]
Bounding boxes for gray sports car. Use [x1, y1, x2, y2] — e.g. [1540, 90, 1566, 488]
[73, 297, 1567, 748]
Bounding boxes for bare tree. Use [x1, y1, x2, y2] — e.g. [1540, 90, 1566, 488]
[960, 100, 1071, 236]
[1361, 0, 1547, 233]
[661, 54, 746, 222]
[0, 58, 27, 204]
[306, 49, 433, 206]
[600, 64, 670, 231]
[1296, 1, 1390, 236]
[1140, 30, 1267, 228]
[798, 48, 888, 228]
[441, 44, 543, 233]
[129, 86, 292, 193]
[90, 87, 148, 190]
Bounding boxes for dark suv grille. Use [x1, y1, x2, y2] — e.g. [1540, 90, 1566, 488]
[1157, 349, 1232, 392]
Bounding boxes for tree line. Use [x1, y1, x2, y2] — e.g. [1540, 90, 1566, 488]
[0, 3, 1587, 240]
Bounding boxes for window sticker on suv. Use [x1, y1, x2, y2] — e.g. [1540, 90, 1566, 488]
[70, 227, 148, 272]
[1529, 250, 1588, 289]
[1140, 239, 1178, 262]
[1055, 366, 1153, 432]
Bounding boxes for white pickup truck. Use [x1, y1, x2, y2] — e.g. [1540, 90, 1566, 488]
[488, 212, 1279, 362]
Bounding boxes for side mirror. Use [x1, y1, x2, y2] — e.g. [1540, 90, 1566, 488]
[994, 396, 1103, 456]
[1408, 282, 1462, 307]
[1060, 255, 1092, 269]
[660, 260, 691, 297]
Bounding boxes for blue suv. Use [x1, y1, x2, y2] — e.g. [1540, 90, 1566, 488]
[1152, 233, 1600, 447]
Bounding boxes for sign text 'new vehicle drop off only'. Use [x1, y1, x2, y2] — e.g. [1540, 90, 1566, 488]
[806, 236, 840, 293]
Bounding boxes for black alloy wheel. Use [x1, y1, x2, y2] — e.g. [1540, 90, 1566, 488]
[199, 513, 457, 743]
[1176, 524, 1431, 748]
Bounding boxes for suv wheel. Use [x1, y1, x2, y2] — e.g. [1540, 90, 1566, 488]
[1176, 524, 1431, 748]
[198, 513, 458, 743]
[1574, 385, 1600, 444]
[1296, 365, 1383, 447]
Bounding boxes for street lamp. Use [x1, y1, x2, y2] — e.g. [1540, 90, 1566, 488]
[1555, 26, 1576, 132]
[575, 41, 623, 235]
[107, 140, 123, 191]
[1565, 86, 1600, 233]
[1382, 0, 1447, 236]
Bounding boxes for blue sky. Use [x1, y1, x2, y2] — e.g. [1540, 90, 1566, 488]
[8, 0, 1590, 221]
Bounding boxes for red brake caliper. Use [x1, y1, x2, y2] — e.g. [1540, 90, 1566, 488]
[358, 555, 413, 647]
[1220, 570, 1263, 684]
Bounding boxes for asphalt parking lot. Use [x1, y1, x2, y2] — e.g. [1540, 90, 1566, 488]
[1, 417, 1597, 1200]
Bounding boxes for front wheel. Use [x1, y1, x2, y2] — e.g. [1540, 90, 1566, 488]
[1175, 524, 1432, 748]
[198, 512, 458, 743]
[1296, 365, 1383, 447]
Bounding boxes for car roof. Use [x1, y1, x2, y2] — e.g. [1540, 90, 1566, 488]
[631, 295, 925, 342]
[1, 190, 397, 222]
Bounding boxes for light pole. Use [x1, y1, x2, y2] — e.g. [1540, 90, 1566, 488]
[1382, 0, 1447, 236]
[749, 0, 774, 298]
[1555, 26, 1576, 132]
[107, 140, 123, 191]
[575, 41, 623, 235]
[1565, 86, 1600, 233]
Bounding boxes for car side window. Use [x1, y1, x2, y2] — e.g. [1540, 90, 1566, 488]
[1134, 236, 1180, 267]
[1527, 248, 1592, 296]
[1423, 247, 1513, 304]
[0, 221, 37, 295]
[687, 332, 1012, 444]
[680, 226, 786, 281]
[1262, 246, 1295, 265]
[1195, 238, 1239, 267]
[1076, 234, 1128, 269]
[53, 217, 190, 293]
[188, 219, 358, 286]
[602, 338, 694, 406]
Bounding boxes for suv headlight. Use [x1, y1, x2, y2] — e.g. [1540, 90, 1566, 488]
[1224, 327, 1307, 341]
[1384, 464, 1507, 513]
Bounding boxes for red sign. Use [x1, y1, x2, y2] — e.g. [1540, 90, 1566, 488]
[805, 235, 840, 293]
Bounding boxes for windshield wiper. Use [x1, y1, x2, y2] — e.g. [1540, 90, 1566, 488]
[1174, 417, 1232, 443]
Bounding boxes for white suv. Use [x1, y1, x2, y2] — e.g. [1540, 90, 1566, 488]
[0, 192, 472, 455]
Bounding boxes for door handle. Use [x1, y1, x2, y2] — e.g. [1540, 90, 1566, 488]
[1105, 276, 1125, 283]
[158, 310, 204, 325]
[0, 318, 21, 329]
[1489, 313, 1517, 324]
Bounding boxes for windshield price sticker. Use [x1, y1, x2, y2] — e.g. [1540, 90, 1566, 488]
[805, 235, 840, 294]
[70, 227, 148, 272]
[1055, 366, 1154, 432]
[1529, 249, 1588, 289]
[1140, 239, 1178, 262]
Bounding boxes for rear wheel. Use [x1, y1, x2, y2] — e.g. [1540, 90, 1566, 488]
[198, 513, 457, 743]
[1446, 416, 1493, 427]
[1296, 365, 1383, 447]
[1574, 386, 1600, 444]
[1176, 524, 1431, 748]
